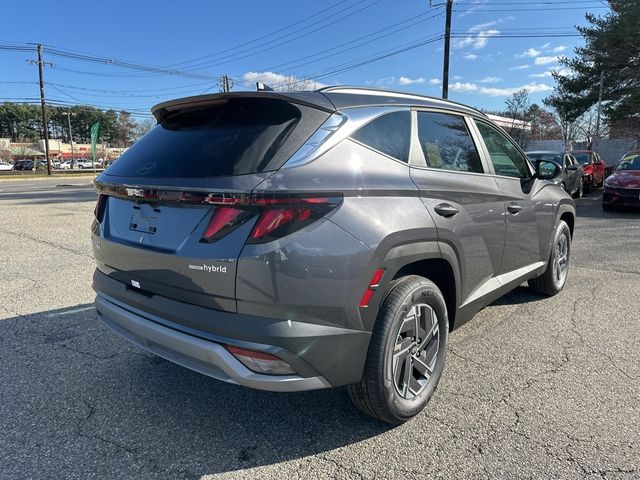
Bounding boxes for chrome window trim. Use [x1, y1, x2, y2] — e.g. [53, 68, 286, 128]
[282, 106, 409, 169]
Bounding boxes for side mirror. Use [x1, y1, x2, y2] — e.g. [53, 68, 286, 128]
[566, 164, 579, 171]
[536, 160, 560, 180]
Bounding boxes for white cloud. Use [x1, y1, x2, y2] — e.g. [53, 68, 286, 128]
[518, 48, 541, 58]
[450, 82, 479, 92]
[428, 78, 442, 85]
[479, 76, 502, 83]
[529, 68, 570, 78]
[458, 0, 489, 18]
[454, 28, 500, 50]
[541, 42, 551, 49]
[534, 56, 560, 65]
[509, 64, 531, 70]
[463, 53, 478, 61]
[446, 81, 553, 97]
[552, 45, 567, 53]
[242, 71, 327, 90]
[453, 75, 463, 81]
[479, 83, 553, 96]
[398, 76, 426, 85]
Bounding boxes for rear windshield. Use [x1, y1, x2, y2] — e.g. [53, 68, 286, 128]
[573, 153, 591, 165]
[527, 152, 562, 163]
[105, 97, 328, 178]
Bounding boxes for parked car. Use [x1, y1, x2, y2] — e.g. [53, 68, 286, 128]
[571, 150, 605, 191]
[603, 151, 640, 210]
[78, 159, 101, 169]
[91, 87, 575, 424]
[58, 161, 72, 169]
[526, 151, 584, 198]
[0, 161, 13, 171]
[13, 159, 33, 171]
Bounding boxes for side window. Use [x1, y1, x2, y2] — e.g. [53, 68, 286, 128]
[564, 155, 572, 167]
[475, 121, 532, 179]
[350, 111, 411, 163]
[416, 111, 483, 173]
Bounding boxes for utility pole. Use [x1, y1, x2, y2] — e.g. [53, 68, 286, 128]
[37, 44, 52, 175]
[594, 70, 604, 151]
[220, 75, 233, 93]
[442, 0, 453, 99]
[65, 112, 75, 167]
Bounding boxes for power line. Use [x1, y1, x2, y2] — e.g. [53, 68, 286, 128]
[257, 9, 445, 73]
[180, 0, 385, 71]
[166, 0, 353, 68]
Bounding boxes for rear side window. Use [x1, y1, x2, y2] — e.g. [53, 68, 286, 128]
[417, 111, 483, 173]
[105, 98, 328, 178]
[350, 111, 411, 163]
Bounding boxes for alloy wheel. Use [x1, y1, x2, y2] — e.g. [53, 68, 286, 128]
[392, 303, 440, 399]
[552, 231, 569, 288]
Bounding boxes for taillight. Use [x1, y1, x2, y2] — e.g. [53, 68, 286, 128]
[200, 207, 251, 243]
[247, 194, 341, 244]
[249, 207, 312, 242]
[225, 345, 295, 375]
[94, 194, 107, 222]
[199, 194, 342, 244]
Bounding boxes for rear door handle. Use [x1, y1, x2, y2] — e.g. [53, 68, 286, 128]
[434, 203, 459, 218]
[507, 203, 523, 214]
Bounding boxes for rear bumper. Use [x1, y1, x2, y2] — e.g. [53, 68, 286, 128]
[603, 189, 640, 208]
[93, 269, 371, 390]
[96, 294, 330, 392]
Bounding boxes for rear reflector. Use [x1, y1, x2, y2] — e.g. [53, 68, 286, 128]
[225, 345, 296, 375]
[360, 268, 385, 308]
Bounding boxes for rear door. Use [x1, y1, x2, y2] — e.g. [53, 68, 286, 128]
[92, 96, 330, 312]
[409, 109, 506, 304]
[471, 119, 555, 274]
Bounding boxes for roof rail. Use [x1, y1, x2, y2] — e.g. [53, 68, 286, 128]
[316, 85, 487, 117]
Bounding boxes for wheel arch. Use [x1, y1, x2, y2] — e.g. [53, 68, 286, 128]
[376, 241, 461, 332]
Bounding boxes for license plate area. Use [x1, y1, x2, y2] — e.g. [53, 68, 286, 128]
[129, 206, 159, 234]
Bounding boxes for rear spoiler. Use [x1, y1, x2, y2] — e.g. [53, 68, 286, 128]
[151, 91, 336, 122]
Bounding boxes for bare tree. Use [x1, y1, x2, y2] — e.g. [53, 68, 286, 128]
[279, 75, 318, 92]
[505, 89, 531, 145]
[133, 118, 157, 141]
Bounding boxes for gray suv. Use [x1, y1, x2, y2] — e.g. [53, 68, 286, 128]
[92, 87, 575, 424]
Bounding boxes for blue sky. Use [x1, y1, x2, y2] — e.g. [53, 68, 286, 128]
[0, 0, 606, 117]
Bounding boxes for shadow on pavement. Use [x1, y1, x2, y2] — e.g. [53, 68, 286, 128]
[0, 303, 389, 478]
[0, 189, 97, 204]
[574, 190, 640, 220]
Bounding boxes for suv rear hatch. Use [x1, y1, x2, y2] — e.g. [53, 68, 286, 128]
[92, 94, 332, 312]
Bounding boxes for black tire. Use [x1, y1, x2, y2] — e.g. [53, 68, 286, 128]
[584, 176, 592, 193]
[572, 180, 583, 198]
[528, 220, 571, 296]
[602, 203, 613, 211]
[347, 275, 448, 424]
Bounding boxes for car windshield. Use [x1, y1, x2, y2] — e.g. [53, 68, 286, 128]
[616, 154, 640, 171]
[527, 152, 562, 163]
[572, 153, 591, 164]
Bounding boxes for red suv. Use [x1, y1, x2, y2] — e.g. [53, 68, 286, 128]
[571, 150, 605, 192]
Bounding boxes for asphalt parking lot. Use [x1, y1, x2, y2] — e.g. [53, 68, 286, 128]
[0, 177, 638, 479]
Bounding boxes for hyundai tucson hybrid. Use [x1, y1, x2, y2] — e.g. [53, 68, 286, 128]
[91, 87, 575, 424]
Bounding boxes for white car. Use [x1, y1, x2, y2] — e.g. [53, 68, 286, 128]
[0, 161, 13, 171]
[78, 160, 100, 169]
[59, 161, 72, 169]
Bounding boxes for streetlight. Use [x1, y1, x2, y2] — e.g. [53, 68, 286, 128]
[64, 111, 76, 168]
